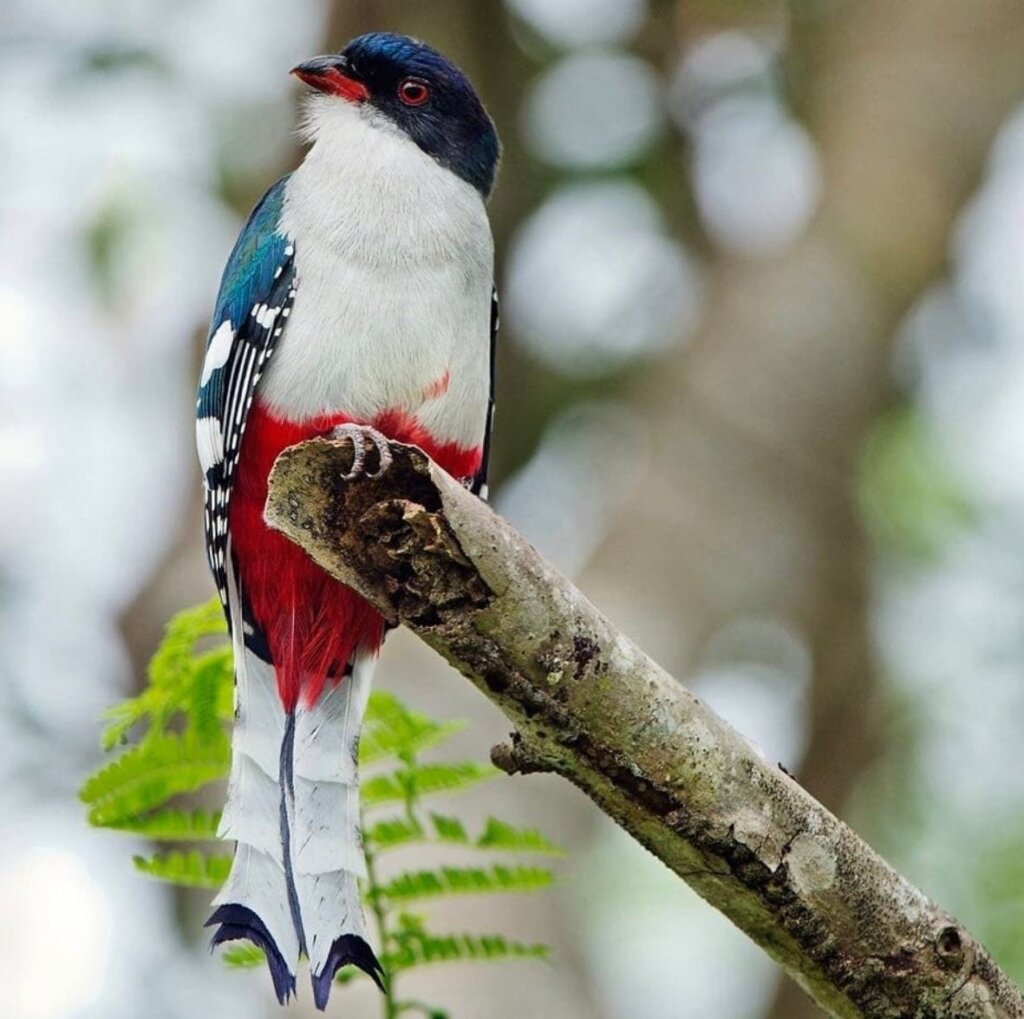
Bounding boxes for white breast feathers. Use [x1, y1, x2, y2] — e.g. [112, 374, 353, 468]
[259, 96, 494, 452]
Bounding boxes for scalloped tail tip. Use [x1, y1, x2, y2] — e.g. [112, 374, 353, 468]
[206, 904, 297, 1005]
[312, 934, 386, 1011]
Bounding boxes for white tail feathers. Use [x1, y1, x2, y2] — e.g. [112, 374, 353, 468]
[294, 652, 376, 991]
[209, 557, 381, 1008]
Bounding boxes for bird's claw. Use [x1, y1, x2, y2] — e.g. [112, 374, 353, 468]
[332, 424, 393, 480]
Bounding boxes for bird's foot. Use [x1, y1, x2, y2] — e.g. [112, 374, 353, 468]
[331, 423, 393, 480]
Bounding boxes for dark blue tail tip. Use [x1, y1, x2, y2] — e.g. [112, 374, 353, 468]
[312, 934, 386, 1011]
[207, 903, 297, 1005]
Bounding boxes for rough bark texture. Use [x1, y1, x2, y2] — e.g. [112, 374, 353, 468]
[265, 436, 1023, 1019]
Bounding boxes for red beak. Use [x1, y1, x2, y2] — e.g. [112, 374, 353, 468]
[291, 56, 370, 103]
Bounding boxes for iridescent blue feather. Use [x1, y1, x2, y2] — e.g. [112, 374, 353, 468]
[195, 177, 297, 610]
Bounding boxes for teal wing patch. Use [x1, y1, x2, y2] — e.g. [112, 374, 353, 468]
[195, 176, 296, 609]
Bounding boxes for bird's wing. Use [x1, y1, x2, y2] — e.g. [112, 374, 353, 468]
[472, 285, 499, 500]
[196, 176, 297, 611]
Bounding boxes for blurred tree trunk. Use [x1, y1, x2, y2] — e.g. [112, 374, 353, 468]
[579, 2, 1024, 1016]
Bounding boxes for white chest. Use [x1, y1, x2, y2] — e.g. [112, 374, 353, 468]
[258, 101, 494, 450]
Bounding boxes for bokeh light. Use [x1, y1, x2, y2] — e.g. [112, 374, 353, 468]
[672, 32, 821, 256]
[506, 0, 647, 48]
[505, 181, 702, 375]
[0, 848, 111, 1019]
[690, 95, 821, 256]
[497, 402, 648, 577]
[524, 50, 663, 169]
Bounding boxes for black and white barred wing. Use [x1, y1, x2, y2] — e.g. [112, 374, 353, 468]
[195, 176, 296, 608]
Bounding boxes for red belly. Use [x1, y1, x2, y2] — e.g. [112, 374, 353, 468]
[230, 398, 482, 709]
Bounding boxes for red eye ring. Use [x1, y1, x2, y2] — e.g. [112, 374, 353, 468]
[398, 78, 430, 106]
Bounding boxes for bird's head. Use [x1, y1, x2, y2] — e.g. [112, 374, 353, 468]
[292, 33, 500, 198]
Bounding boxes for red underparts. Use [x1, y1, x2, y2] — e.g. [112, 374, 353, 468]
[230, 399, 482, 710]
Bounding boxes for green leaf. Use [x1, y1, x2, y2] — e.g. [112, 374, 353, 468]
[100, 699, 149, 752]
[81, 731, 230, 827]
[364, 814, 563, 860]
[101, 808, 222, 841]
[365, 814, 564, 859]
[99, 599, 231, 750]
[362, 762, 497, 810]
[431, 814, 468, 844]
[477, 818, 564, 856]
[379, 865, 554, 905]
[388, 916, 549, 974]
[147, 602, 230, 733]
[360, 690, 464, 765]
[186, 647, 235, 739]
[396, 1006, 449, 1019]
[133, 850, 232, 889]
[364, 816, 426, 851]
[221, 945, 266, 968]
[148, 599, 227, 690]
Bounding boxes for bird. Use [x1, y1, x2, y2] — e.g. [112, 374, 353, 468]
[194, 33, 499, 1009]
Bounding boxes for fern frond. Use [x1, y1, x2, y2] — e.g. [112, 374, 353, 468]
[186, 647, 234, 739]
[81, 731, 230, 827]
[379, 865, 554, 905]
[431, 814, 469, 844]
[388, 915, 549, 974]
[392, 932, 550, 970]
[99, 599, 230, 750]
[477, 818, 564, 856]
[145, 599, 227, 715]
[362, 762, 496, 810]
[132, 850, 232, 889]
[102, 808, 222, 841]
[365, 813, 564, 861]
[364, 816, 426, 851]
[148, 598, 227, 683]
[100, 699, 149, 752]
[360, 690, 464, 765]
[395, 1005, 449, 1019]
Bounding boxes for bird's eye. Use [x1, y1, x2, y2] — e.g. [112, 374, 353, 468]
[398, 78, 430, 106]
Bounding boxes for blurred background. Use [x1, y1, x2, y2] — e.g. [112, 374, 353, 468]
[3, 0, 1024, 1016]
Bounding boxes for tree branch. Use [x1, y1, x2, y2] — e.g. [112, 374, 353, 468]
[265, 436, 1023, 1019]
